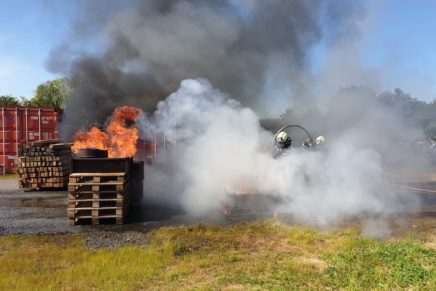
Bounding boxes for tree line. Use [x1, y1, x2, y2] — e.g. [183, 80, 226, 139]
[1, 80, 436, 137]
[378, 88, 436, 137]
[0, 78, 72, 110]
[279, 86, 436, 138]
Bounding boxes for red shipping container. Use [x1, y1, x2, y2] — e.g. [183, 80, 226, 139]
[135, 139, 157, 164]
[0, 106, 61, 174]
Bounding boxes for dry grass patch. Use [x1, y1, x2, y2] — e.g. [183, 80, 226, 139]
[0, 219, 434, 290]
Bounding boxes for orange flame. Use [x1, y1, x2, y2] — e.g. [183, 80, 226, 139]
[71, 127, 111, 153]
[71, 106, 143, 158]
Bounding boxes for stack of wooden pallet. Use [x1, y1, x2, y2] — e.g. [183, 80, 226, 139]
[16, 140, 72, 189]
[67, 172, 130, 225]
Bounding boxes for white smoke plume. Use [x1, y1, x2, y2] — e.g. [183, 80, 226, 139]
[138, 79, 419, 226]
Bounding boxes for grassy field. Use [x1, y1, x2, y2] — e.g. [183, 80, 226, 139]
[0, 220, 434, 290]
[0, 174, 17, 180]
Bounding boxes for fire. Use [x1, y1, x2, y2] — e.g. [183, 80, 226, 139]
[107, 106, 143, 158]
[71, 127, 110, 153]
[238, 187, 249, 195]
[71, 106, 143, 158]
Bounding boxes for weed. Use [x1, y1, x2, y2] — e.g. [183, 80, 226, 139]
[0, 220, 434, 290]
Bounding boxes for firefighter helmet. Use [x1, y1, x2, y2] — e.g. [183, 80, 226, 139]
[276, 131, 288, 143]
[316, 135, 326, 145]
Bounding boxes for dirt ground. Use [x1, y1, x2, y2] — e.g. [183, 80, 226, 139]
[0, 179, 81, 235]
[0, 179, 228, 236]
[0, 179, 435, 240]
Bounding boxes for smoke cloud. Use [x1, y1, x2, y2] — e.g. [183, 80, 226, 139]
[50, 1, 428, 228]
[138, 79, 419, 226]
[49, 0, 365, 138]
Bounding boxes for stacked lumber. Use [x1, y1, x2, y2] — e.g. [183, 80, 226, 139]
[16, 140, 72, 189]
[67, 173, 130, 225]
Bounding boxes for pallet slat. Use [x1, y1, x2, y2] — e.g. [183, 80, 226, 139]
[16, 141, 72, 190]
[67, 171, 130, 225]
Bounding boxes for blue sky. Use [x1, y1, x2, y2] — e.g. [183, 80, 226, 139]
[0, 0, 75, 98]
[1, 0, 436, 101]
[361, 0, 436, 100]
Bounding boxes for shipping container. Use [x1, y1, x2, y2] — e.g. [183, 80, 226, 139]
[135, 139, 157, 164]
[0, 106, 61, 174]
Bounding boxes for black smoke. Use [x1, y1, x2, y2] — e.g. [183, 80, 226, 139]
[47, 0, 364, 138]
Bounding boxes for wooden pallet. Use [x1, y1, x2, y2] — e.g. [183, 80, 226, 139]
[67, 172, 130, 225]
[67, 216, 124, 225]
[67, 207, 125, 217]
[19, 182, 68, 189]
[67, 208, 127, 225]
[68, 190, 124, 200]
[16, 141, 72, 190]
[68, 199, 124, 209]
[69, 172, 127, 184]
[19, 169, 70, 176]
[68, 183, 127, 193]
[17, 161, 70, 168]
[20, 142, 72, 157]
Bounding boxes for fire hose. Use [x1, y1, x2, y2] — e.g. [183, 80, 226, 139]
[387, 182, 436, 194]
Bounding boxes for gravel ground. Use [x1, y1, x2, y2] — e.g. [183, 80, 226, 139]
[0, 178, 435, 244]
[0, 179, 225, 236]
[84, 231, 151, 249]
[0, 179, 84, 235]
[0, 179, 23, 195]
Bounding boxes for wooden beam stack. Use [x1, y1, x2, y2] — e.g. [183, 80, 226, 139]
[16, 140, 72, 189]
[67, 172, 130, 225]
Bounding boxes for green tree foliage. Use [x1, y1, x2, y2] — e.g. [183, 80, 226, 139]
[378, 88, 427, 121]
[279, 107, 299, 125]
[28, 78, 72, 110]
[0, 95, 21, 106]
[379, 88, 436, 137]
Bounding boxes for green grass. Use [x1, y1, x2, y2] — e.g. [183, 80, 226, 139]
[0, 174, 17, 180]
[0, 220, 434, 290]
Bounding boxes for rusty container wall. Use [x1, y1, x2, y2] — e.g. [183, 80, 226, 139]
[0, 106, 61, 174]
[135, 139, 157, 164]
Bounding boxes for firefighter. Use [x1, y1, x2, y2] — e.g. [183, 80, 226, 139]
[316, 135, 326, 145]
[302, 138, 313, 148]
[275, 131, 292, 151]
[302, 135, 326, 148]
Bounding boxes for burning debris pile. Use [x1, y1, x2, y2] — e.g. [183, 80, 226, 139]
[67, 106, 144, 225]
[67, 155, 143, 225]
[16, 140, 72, 190]
[67, 149, 144, 225]
[71, 106, 143, 158]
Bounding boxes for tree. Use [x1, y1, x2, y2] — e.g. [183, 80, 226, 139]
[378, 88, 426, 121]
[280, 107, 297, 123]
[29, 78, 72, 110]
[0, 95, 21, 106]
